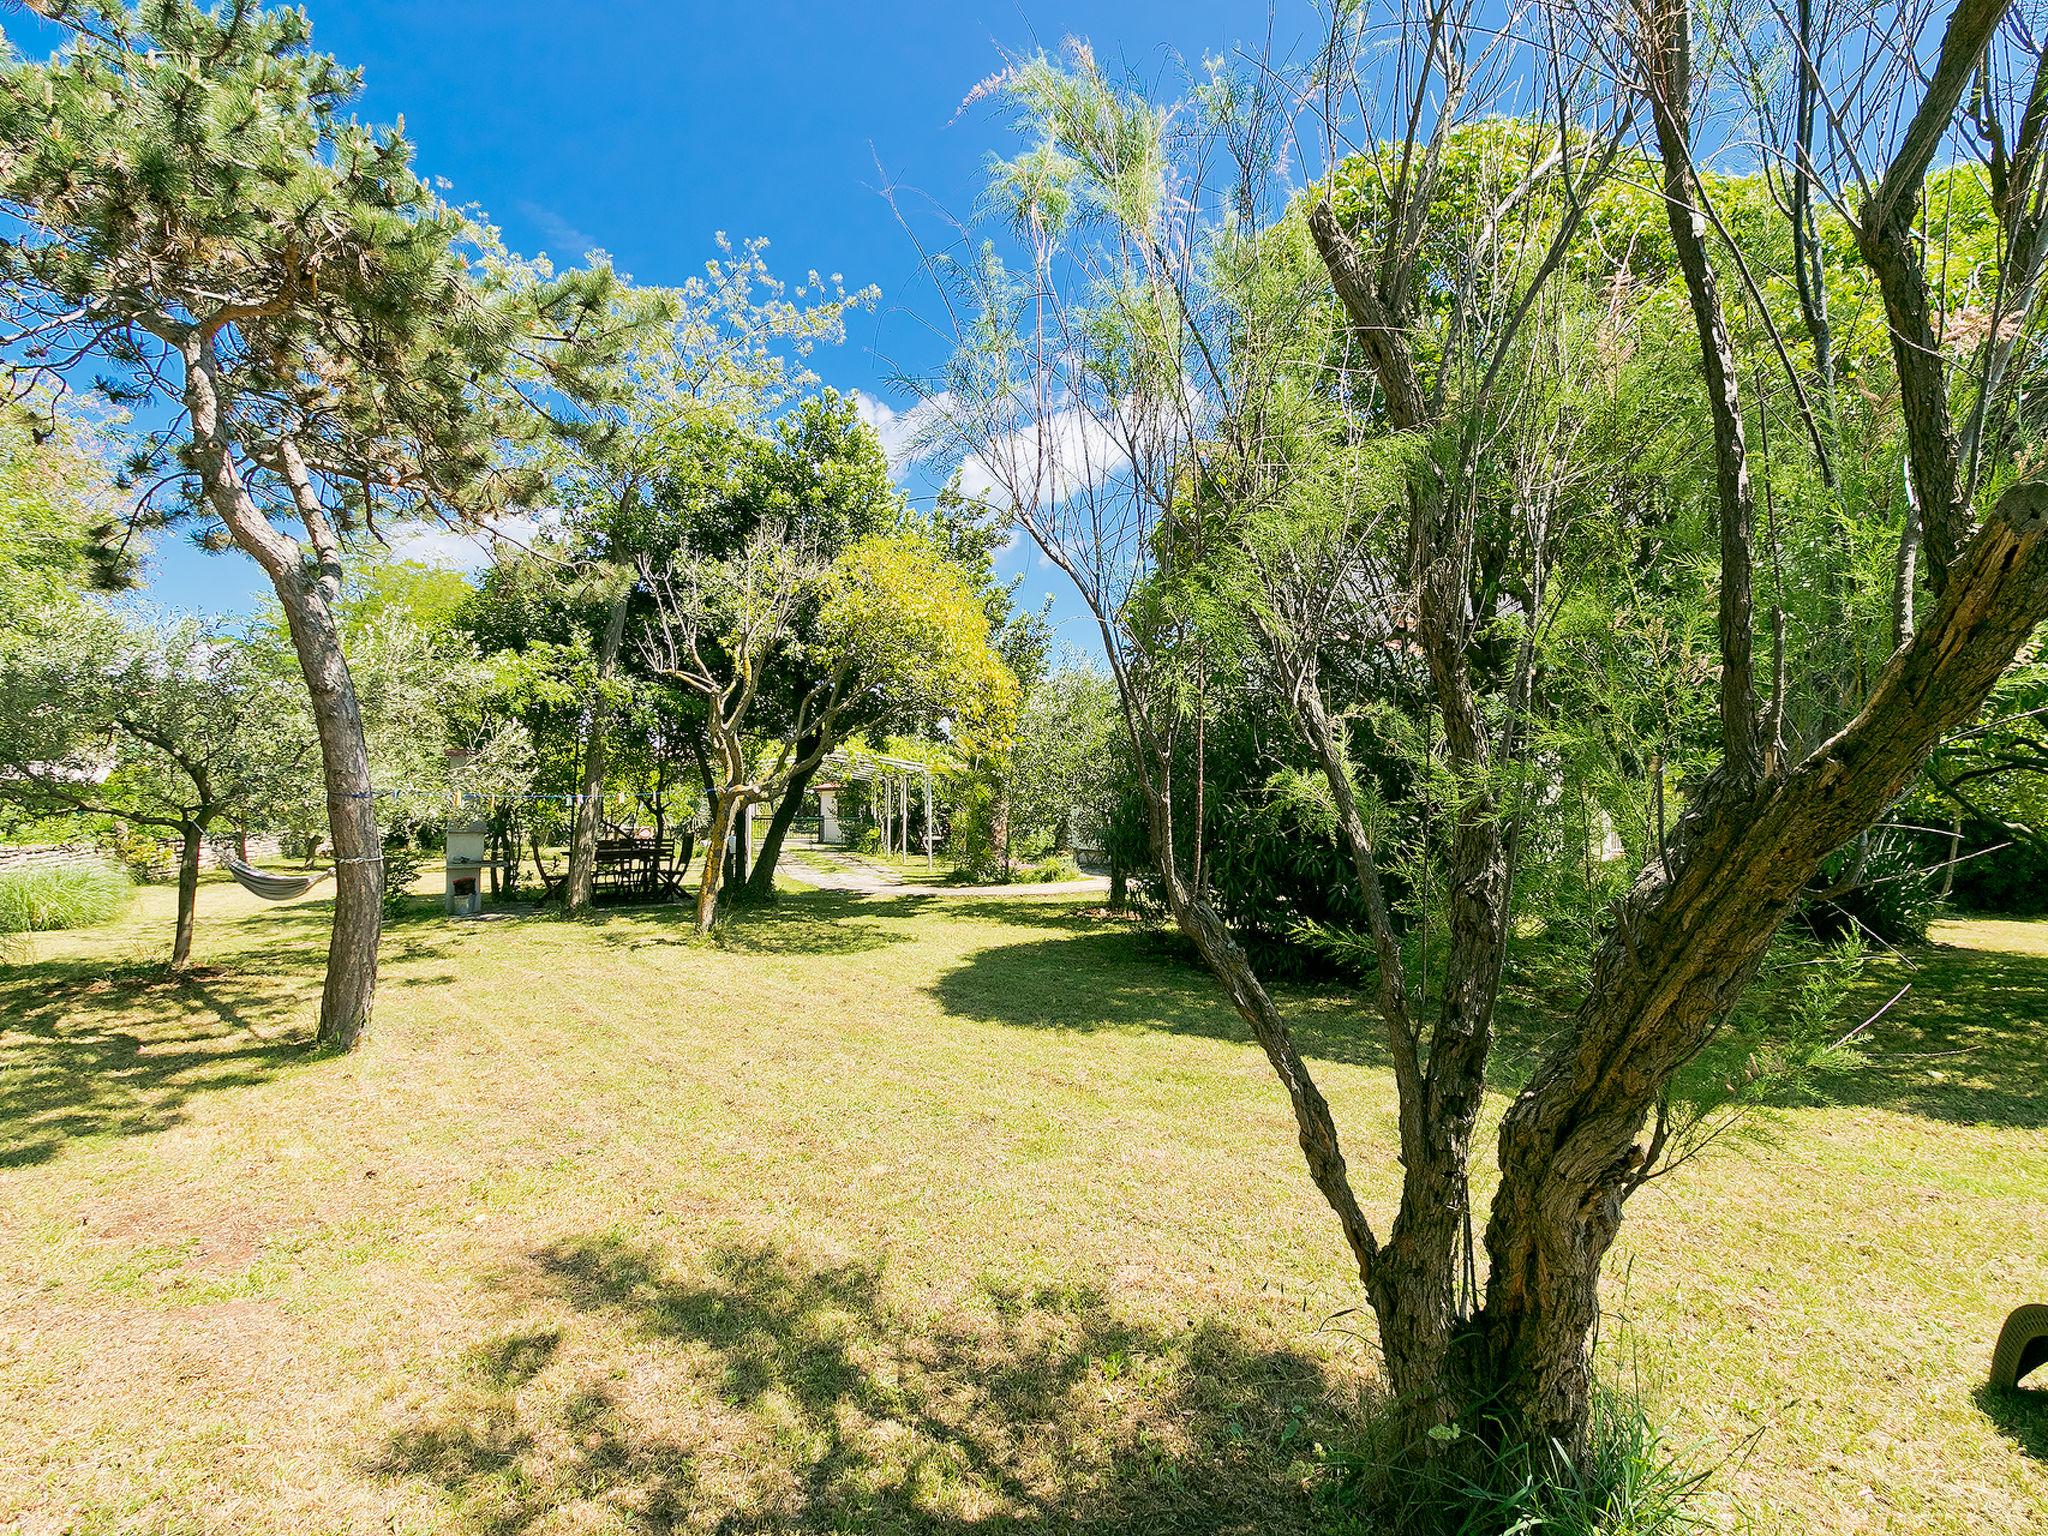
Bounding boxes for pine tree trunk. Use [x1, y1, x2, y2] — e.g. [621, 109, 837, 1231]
[171, 822, 202, 970]
[287, 589, 382, 1050]
[566, 587, 630, 915]
[181, 340, 380, 1051]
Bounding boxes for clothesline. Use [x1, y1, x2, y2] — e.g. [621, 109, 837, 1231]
[336, 789, 638, 804]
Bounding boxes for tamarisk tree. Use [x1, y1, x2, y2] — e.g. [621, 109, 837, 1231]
[930, 0, 2048, 1474]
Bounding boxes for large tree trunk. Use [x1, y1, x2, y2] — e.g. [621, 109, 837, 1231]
[1476, 484, 2048, 1456]
[743, 747, 821, 902]
[182, 343, 380, 1051]
[276, 575, 382, 1050]
[695, 789, 743, 934]
[566, 586, 631, 915]
[170, 821, 202, 970]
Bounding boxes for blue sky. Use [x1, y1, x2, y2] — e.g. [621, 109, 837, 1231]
[7, 0, 1329, 653]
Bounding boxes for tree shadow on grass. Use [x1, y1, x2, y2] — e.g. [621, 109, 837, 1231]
[0, 955, 312, 1169]
[1772, 935, 2048, 1129]
[575, 892, 922, 959]
[377, 1231, 1351, 1534]
[930, 929, 1390, 1071]
[1975, 1386, 2048, 1462]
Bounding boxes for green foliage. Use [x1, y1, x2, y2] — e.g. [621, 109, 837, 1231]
[1942, 823, 2048, 914]
[341, 560, 476, 637]
[0, 859, 133, 945]
[815, 531, 1019, 747]
[1326, 1387, 1711, 1536]
[1005, 662, 1124, 847]
[379, 838, 426, 919]
[1019, 851, 1085, 883]
[0, 402, 128, 614]
[1665, 933, 1870, 1142]
[1801, 834, 1942, 946]
[0, 600, 317, 843]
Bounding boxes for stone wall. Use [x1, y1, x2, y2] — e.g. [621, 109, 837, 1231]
[0, 834, 285, 882]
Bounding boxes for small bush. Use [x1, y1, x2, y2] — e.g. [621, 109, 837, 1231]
[853, 825, 883, 855]
[1021, 852, 1085, 883]
[1326, 1387, 1710, 1536]
[0, 860, 135, 940]
[381, 839, 426, 918]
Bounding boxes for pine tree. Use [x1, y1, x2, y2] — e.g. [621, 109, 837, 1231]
[0, 0, 630, 1046]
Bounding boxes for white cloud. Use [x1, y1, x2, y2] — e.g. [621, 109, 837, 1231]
[954, 403, 1131, 511]
[379, 510, 559, 574]
[516, 199, 600, 260]
[853, 388, 1140, 538]
[849, 388, 952, 472]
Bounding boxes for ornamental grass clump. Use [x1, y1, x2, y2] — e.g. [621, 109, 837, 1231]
[0, 860, 133, 952]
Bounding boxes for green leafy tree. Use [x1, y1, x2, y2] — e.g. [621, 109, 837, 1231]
[0, 602, 315, 965]
[957, 660, 1123, 881]
[640, 525, 1015, 931]
[519, 244, 872, 912]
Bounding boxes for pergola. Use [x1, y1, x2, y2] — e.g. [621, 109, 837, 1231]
[817, 748, 937, 870]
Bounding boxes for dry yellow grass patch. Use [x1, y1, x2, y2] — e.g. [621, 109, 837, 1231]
[0, 881, 2042, 1532]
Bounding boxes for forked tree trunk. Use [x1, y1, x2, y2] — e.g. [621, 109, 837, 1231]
[695, 789, 744, 933]
[566, 587, 631, 915]
[1474, 485, 2048, 1456]
[170, 821, 203, 969]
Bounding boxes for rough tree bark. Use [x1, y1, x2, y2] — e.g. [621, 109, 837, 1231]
[170, 820, 204, 970]
[1479, 483, 2048, 1448]
[183, 337, 382, 1050]
[1448, 0, 2043, 1455]
[1269, 0, 2048, 1462]
[695, 787, 747, 934]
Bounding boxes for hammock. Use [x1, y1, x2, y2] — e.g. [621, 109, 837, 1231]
[219, 852, 334, 902]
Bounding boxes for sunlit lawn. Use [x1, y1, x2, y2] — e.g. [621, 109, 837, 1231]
[0, 873, 2043, 1533]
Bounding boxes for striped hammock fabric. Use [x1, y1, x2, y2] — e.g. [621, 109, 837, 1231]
[219, 852, 333, 902]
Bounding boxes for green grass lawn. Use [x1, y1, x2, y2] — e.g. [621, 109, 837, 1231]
[1, 876, 2043, 1533]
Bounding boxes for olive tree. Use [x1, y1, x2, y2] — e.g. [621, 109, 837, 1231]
[0, 602, 315, 965]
